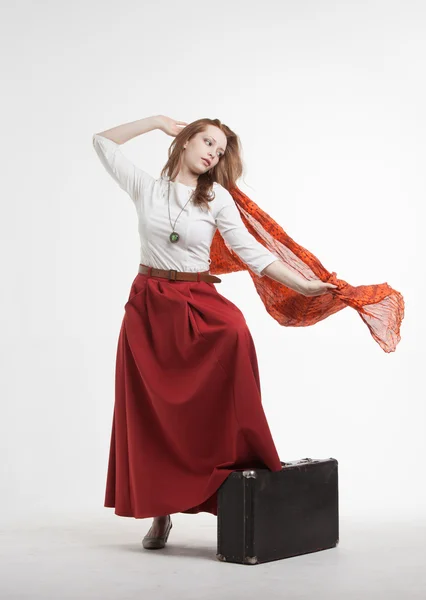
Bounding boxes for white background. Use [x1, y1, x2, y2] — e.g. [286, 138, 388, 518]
[1, 0, 424, 598]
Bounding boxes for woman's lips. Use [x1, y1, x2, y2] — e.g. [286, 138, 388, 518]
[201, 158, 210, 166]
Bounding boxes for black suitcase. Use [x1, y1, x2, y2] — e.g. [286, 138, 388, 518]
[216, 458, 339, 565]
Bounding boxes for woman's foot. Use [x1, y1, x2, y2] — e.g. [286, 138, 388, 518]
[142, 515, 172, 549]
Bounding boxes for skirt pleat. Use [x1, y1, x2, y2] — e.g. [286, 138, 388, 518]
[104, 271, 282, 518]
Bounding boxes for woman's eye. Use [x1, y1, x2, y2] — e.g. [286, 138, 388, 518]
[206, 138, 223, 158]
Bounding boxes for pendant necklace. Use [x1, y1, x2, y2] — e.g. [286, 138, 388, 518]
[167, 179, 195, 243]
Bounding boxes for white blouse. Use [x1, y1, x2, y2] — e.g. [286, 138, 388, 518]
[92, 134, 278, 277]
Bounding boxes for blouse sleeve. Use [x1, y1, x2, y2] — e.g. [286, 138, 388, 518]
[92, 133, 154, 204]
[215, 190, 279, 277]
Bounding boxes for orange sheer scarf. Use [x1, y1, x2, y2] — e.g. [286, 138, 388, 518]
[210, 185, 404, 353]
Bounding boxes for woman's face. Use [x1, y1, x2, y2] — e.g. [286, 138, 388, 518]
[183, 126, 227, 174]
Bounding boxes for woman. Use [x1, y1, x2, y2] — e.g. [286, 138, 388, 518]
[92, 115, 337, 550]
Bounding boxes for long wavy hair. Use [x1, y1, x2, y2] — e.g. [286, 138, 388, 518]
[160, 118, 243, 211]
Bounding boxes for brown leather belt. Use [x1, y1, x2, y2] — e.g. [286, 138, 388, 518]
[138, 263, 222, 283]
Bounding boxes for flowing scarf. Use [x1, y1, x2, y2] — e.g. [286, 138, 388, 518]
[209, 185, 405, 353]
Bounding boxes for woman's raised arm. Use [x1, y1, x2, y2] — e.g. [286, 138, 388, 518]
[95, 115, 162, 145]
[92, 116, 163, 202]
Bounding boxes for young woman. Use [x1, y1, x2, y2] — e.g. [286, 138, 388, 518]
[92, 115, 337, 550]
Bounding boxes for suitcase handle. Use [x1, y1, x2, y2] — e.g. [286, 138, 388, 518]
[280, 458, 318, 467]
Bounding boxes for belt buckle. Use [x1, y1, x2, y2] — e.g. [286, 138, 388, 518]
[168, 269, 178, 281]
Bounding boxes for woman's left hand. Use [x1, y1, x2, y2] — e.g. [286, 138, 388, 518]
[157, 115, 188, 137]
[303, 280, 338, 297]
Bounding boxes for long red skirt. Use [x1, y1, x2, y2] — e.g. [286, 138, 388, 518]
[104, 270, 282, 518]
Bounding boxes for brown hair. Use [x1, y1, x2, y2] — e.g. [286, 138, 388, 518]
[160, 118, 243, 211]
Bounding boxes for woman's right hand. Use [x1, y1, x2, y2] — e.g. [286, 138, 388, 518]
[303, 279, 339, 296]
[156, 115, 188, 137]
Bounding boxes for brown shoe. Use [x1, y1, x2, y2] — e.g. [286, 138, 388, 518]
[142, 516, 172, 550]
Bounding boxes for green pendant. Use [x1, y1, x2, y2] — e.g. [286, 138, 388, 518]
[170, 231, 180, 243]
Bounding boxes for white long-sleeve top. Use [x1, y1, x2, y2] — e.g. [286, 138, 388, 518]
[92, 134, 278, 277]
